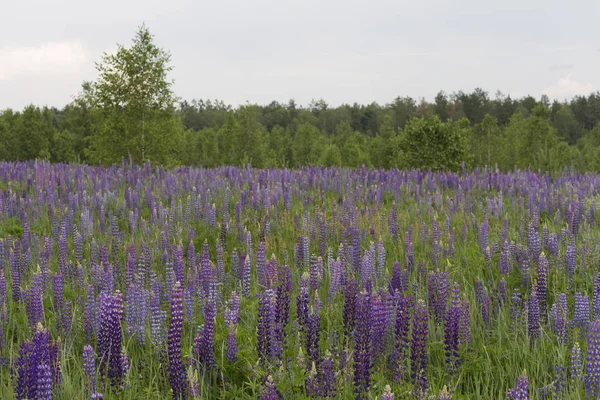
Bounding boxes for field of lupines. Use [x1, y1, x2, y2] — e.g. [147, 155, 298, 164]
[2, 162, 600, 399]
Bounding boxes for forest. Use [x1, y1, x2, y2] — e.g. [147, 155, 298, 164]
[1, 26, 600, 172]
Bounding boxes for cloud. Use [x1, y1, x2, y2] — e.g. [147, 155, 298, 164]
[549, 64, 574, 72]
[0, 41, 89, 81]
[542, 75, 593, 98]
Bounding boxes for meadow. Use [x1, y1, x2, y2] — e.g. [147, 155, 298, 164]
[0, 161, 599, 399]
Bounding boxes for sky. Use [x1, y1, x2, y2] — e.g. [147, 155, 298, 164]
[1, 0, 599, 110]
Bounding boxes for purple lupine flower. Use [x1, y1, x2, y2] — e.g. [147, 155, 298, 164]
[571, 342, 582, 385]
[377, 237, 386, 282]
[411, 299, 429, 382]
[528, 290, 540, 342]
[226, 322, 237, 362]
[224, 291, 241, 326]
[444, 283, 461, 373]
[548, 233, 558, 257]
[306, 307, 321, 364]
[371, 293, 387, 360]
[196, 293, 216, 371]
[459, 298, 471, 346]
[10, 250, 21, 302]
[507, 370, 529, 399]
[0, 270, 8, 322]
[62, 301, 73, 340]
[83, 344, 98, 397]
[500, 241, 510, 275]
[565, 241, 576, 281]
[274, 263, 291, 359]
[168, 282, 187, 399]
[479, 217, 489, 254]
[36, 363, 53, 400]
[552, 301, 568, 345]
[265, 254, 277, 290]
[309, 255, 322, 292]
[329, 258, 343, 300]
[84, 285, 96, 345]
[574, 292, 590, 339]
[527, 224, 540, 268]
[150, 292, 167, 354]
[257, 289, 275, 365]
[98, 291, 124, 388]
[389, 293, 411, 381]
[25, 272, 44, 329]
[316, 354, 336, 397]
[537, 253, 548, 320]
[230, 248, 239, 283]
[550, 365, 567, 398]
[242, 255, 251, 298]
[14, 323, 57, 400]
[389, 206, 398, 239]
[595, 273, 600, 320]
[261, 375, 279, 400]
[354, 290, 372, 398]
[586, 320, 600, 399]
[297, 273, 310, 330]
[499, 279, 507, 305]
[256, 241, 266, 287]
[381, 385, 395, 400]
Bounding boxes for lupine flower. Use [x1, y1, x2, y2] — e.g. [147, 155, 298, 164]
[83, 344, 98, 398]
[242, 255, 251, 298]
[552, 365, 566, 399]
[585, 320, 600, 399]
[306, 307, 321, 364]
[354, 290, 372, 398]
[438, 385, 452, 400]
[193, 293, 216, 372]
[257, 241, 266, 287]
[527, 290, 540, 342]
[261, 375, 279, 400]
[571, 342, 582, 385]
[389, 292, 411, 381]
[507, 370, 529, 399]
[498, 279, 507, 305]
[500, 241, 510, 275]
[297, 273, 310, 330]
[274, 263, 291, 358]
[98, 291, 124, 388]
[14, 323, 58, 400]
[168, 282, 186, 399]
[411, 299, 429, 382]
[257, 289, 275, 365]
[445, 283, 461, 373]
[381, 384, 394, 400]
[594, 273, 600, 319]
[226, 322, 237, 362]
[459, 298, 471, 346]
[574, 292, 590, 340]
[537, 253, 548, 320]
[371, 293, 387, 360]
[316, 354, 336, 397]
[565, 241, 576, 281]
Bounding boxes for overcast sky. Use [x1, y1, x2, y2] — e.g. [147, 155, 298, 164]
[1, 0, 598, 110]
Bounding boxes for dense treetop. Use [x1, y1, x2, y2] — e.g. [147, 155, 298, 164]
[1, 25, 600, 171]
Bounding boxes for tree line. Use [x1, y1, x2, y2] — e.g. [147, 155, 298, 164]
[1, 25, 600, 172]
